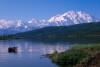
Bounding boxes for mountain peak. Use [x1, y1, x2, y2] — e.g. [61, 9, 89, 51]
[0, 10, 99, 35]
[48, 11, 94, 24]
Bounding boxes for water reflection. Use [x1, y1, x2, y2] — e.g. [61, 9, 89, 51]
[0, 38, 100, 67]
[0, 40, 72, 54]
[0, 40, 65, 67]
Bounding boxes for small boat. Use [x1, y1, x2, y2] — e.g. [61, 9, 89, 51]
[8, 47, 17, 53]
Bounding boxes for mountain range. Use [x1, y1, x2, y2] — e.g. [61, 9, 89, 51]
[12, 22, 100, 39]
[0, 11, 99, 35]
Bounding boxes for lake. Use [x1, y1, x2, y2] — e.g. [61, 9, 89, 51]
[0, 38, 100, 67]
[0, 39, 73, 67]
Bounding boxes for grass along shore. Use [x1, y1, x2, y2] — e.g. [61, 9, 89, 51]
[47, 44, 100, 67]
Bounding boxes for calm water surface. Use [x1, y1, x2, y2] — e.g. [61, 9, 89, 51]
[0, 39, 73, 67]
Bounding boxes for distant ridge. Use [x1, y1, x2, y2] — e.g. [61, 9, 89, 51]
[14, 22, 100, 38]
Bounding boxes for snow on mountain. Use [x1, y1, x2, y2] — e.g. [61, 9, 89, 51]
[48, 11, 98, 26]
[0, 11, 99, 35]
[0, 19, 14, 29]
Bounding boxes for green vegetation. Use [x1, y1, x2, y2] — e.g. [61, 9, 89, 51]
[47, 44, 100, 67]
[0, 35, 21, 40]
[15, 22, 100, 38]
[0, 22, 100, 40]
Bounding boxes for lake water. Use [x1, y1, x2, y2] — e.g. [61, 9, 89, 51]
[0, 38, 100, 67]
[0, 38, 99, 67]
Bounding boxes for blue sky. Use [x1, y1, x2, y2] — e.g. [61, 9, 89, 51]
[0, 0, 100, 21]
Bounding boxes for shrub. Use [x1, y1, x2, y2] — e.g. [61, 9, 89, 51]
[49, 49, 90, 67]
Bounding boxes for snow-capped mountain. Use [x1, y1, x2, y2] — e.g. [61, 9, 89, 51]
[48, 11, 98, 26]
[0, 11, 99, 35]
